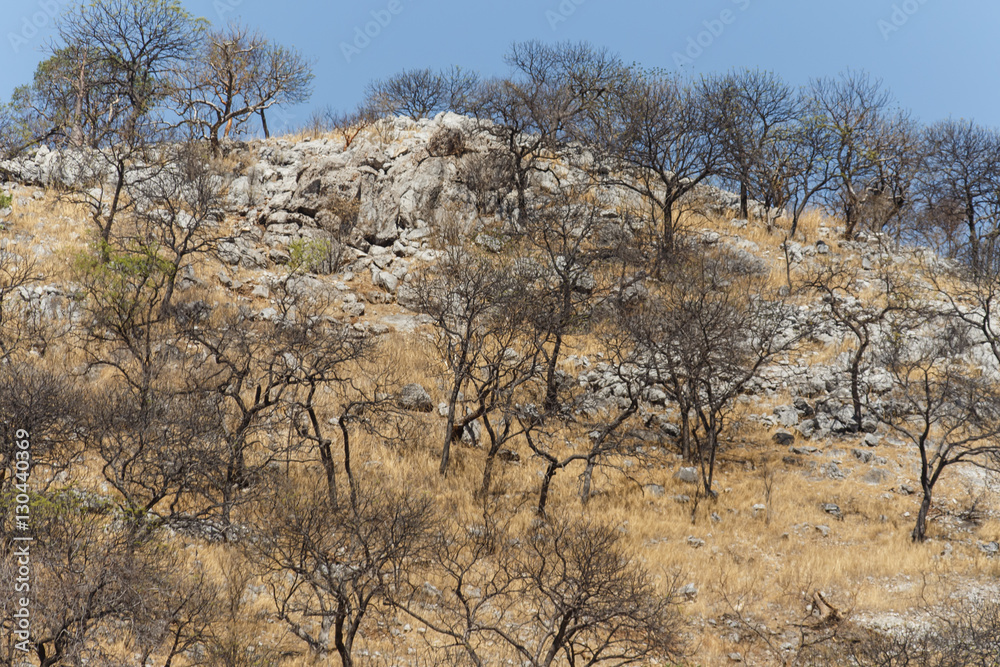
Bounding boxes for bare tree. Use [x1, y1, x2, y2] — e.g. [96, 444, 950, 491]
[246, 475, 434, 666]
[501, 518, 685, 666]
[804, 242, 914, 433]
[414, 246, 539, 476]
[918, 118, 1000, 276]
[474, 41, 621, 216]
[177, 22, 313, 147]
[41, 0, 203, 248]
[131, 141, 228, 317]
[702, 68, 801, 220]
[364, 66, 480, 119]
[593, 68, 722, 258]
[874, 314, 1000, 542]
[809, 70, 913, 240]
[632, 246, 798, 494]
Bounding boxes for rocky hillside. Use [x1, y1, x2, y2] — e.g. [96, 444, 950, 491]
[2, 114, 999, 666]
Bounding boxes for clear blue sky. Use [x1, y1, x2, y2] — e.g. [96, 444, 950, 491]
[3, 0, 998, 136]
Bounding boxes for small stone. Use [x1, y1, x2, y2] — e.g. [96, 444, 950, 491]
[678, 583, 698, 600]
[644, 484, 665, 498]
[864, 433, 880, 447]
[251, 284, 270, 299]
[686, 536, 705, 549]
[852, 448, 873, 463]
[729, 653, 744, 663]
[980, 542, 999, 556]
[898, 484, 914, 495]
[342, 302, 366, 317]
[773, 432, 795, 446]
[822, 503, 842, 519]
[674, 467, 699, 484]
[815, 524, 830, 537]
[674, 494, 691, 504]
[397, 384, 433, 412]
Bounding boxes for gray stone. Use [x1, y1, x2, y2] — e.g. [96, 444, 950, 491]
[794, 397, 815, 417]
[678, 583, 698, 600]
[674, 467, 699, 484]
[821, 503, 842, 519]
[644, 484, 665, 498]
[774, 405, 799, 427]
[773, 432, 795, 446]
[852, 448, 873, 464]
[674, 494, 691, 504]
[373, 270, 399, 293]
[397, 383, 433, 412]
[686, 536, 705, 549]
[797, 419, 818, 438]
[980, 542, 999, 556]
[815, 524, 830, 537]
[862, 468, 889, 484]
[251, 284, 270, 299]
[342, 302, 366, 317]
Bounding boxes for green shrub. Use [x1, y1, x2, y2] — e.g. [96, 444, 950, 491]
[288, 237, 339, 275]
[0, 191, 12, 209]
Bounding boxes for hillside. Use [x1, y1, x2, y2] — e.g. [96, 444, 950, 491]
[1, 113, 999, 667]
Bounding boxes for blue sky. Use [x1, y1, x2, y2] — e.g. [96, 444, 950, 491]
[3, 0, 997, 137]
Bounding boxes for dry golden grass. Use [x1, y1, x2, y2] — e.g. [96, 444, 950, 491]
[12, 177, 1000, 667]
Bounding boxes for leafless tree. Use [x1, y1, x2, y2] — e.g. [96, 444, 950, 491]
[364, 66, 480, 119]
[246, 474, 435, 666]
[917, 118, 1000, 276]
[131, 141, 228, 317]
[474, 41, 621, 216]
[177, 22, 313, 147]
[501, 517, 685, 666]
[874, 314, 1000, 542]
[512, 190, 625, 413]
[414, 246, 540, 476]
[804, 243, 915, 433]
[632, 246, 799, 494]
[702, 68, 801, 220]
[39, 0, 203, 248]
[593, 68, 722, 258]
[2, 489, 211, 667]
[809, 70, 914, 240]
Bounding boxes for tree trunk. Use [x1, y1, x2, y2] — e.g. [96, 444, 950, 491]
[912, 485, 932, 542]
[580, 458, 595, 505]
[441, 380, 463, 475]
[310, 406, 337, 507]
[740, 180, 749, 219]
[849, 340, 868, 433]
[260, 109, 270, 139]
[537, 462, 558, 517]
[543, 333, 564, 413]
[339, 416, 356, 510]
[680, 408, 692, 461]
